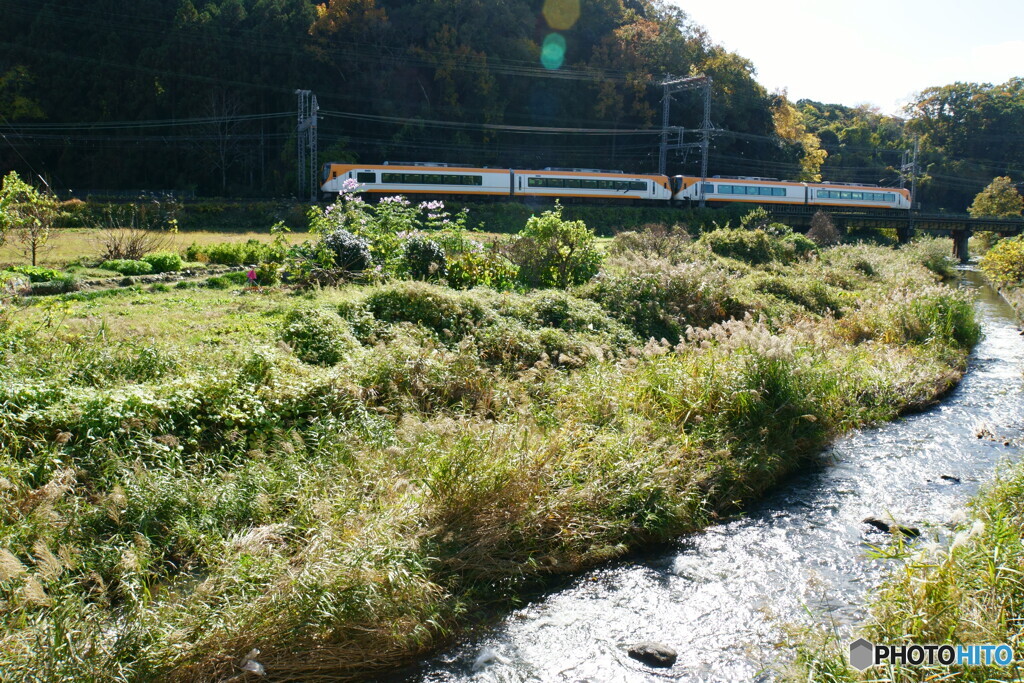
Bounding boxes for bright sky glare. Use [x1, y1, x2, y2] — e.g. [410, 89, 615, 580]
[673, 0, 1024, 115]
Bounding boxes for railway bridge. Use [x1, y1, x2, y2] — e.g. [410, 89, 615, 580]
[764, 206, 1024, 262]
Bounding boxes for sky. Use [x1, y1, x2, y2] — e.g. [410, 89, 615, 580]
[673, 0, 1024, 115]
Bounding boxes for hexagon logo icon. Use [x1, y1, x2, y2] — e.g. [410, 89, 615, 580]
[849, 638, 875, 671]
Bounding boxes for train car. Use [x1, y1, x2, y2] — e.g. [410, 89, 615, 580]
[672, 176, 911, 211]
[320, 162, 510, 199]
[512, 168, 672, 202]
[673, 176, 805, 205]
[806, 182, 911, 210]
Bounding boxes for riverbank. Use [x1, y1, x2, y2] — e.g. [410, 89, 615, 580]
[0, 233, 980, 680]
[794, 453, 1024, 682]
[789, 247, 1024, 681]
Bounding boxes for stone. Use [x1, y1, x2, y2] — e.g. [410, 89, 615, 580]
[627, 641, 677, 668]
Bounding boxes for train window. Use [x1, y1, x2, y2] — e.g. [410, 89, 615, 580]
[595, 180, 610, 190]
[528, 178, 542, 187]
[612, 181, 625, 191]
[758, 187, 772, 196]
[886, 193, 895, 202]
[566, 178, 581, 188]
[630, 181, 647, 191]
[357, 172, 376, 183]
[582, 180, 597, 189]
[703, 183, 715, 194]
[840, 191, 852, 199]
[405, 174, 422, 184]
[773, 188, 786, 196]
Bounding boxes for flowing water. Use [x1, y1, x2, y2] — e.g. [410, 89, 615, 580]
[403, 270, 1024, 682]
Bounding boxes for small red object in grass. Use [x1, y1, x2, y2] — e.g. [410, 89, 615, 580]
[247, 269, 257, 283]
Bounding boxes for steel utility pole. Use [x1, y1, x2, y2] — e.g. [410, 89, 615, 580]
[898, 136, 920, 243]
[296, 89, 319, 202]
[658, 75, 713, 206]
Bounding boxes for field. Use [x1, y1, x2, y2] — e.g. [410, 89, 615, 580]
[0, 228, 310, 270]
[0, 214, 982, 681]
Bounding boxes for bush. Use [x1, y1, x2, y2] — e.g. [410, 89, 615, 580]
[28, 273, 78, 295]
[583, 257, 742, 342]
[906, 237, 957, 279]
[323, 229, 373, 272]
[980, 236, 1024, 284]
[445, 247, 518, 291]
[607, 224, 691, 261]
[696, 228, 785, 265]
[806, 210, 841, 247]
[205, 271, 248, 289]
[200, 239, 280, 266]
[280, 307, 358, 365]
[9, 265, 62, 282]
[100, 259, 154, 275]
[142, 251, 183, 273]
[402, 236, 447, 280]
[506, 205, 603, 289]
[365, 281, 491, 339]
[782, 232, 818, 258]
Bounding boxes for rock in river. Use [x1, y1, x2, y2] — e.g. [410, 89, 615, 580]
[627, 641, 677, 668]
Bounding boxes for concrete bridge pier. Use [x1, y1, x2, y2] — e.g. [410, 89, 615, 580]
[952, 230, 972, 263]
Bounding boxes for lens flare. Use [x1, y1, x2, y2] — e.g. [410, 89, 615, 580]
[541, 33, 566, 70]
[542, 0, 580, 30]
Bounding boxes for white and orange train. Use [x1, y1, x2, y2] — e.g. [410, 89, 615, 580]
[320, 162, 912, 211]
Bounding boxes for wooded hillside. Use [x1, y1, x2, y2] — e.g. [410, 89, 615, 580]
[1, 0, 1022, 209]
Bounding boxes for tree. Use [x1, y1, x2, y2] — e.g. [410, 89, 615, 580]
[806, 210, 841, 247]
[0, 171, 60, 266]
[968, 176, 1023, 218]
[772, 93, 827, 181]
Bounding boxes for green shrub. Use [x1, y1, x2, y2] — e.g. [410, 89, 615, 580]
[782, 232, 818, 258]
[254, 262, 280, 286]
[100, 259, 154, 276]
[142, 251, 183, 273]
[280, 307, 358, 365]
[9, 265, 62, 282]
[402, 236, 447, 281]
[696, 228, 785, 265]
[365, 281, 491, 338]
[583, 258, 742, 342]
[906, 237, 957, 279]
[446, 248, 518, 291]
[196, 239, 282, 266]
[506, 205, 603, 289]
[980, 235, 1024, 284]
[323, 229, 373, 272]
[749, 274, 846, 316]
[28, 273, 79, 295]
[205, 271, 248, 289]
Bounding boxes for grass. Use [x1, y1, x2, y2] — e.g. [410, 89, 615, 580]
[0, 229, 310, 269]
[791, 455, 1024, 682]
[0, 231, 981, 681]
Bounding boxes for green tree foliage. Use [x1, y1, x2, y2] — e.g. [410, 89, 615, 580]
[0, 0, 790, 195]
[772, 93, 827, 181]
[968, 176, 1023, 218]
[979, 236, 1024, 285]
[0, 171, 60, 265]
[508, 205, 603, 289]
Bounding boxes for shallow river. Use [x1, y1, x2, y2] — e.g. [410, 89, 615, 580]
[401, 270, 1024, 682]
